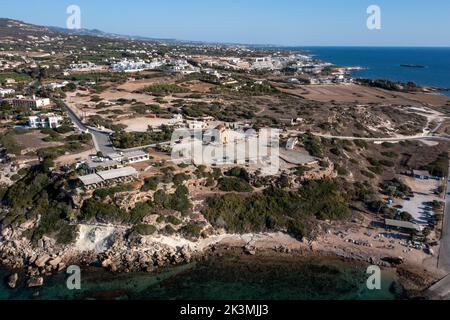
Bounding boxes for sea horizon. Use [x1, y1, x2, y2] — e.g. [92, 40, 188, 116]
[273, 46, 450, 94]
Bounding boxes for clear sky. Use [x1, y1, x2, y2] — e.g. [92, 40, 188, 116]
[1, 0, 449, 46]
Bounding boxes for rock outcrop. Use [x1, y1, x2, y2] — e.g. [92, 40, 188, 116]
[7, 273, 18, 289]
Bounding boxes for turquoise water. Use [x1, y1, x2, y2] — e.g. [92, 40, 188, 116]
[0, 256, 403, 300]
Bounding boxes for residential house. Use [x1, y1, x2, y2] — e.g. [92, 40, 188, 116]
[28, 114, 62, 129]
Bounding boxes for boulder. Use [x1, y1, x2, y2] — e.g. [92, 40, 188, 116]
[7, 273, 18, 289]
[27, 277, 44, 288]
[19, 220, 34, 230]
[35, 254, 50, 268]
[110, 263, 118, 272]
[180, 246, 192, 262]
[244, 245, 256, 255]
[48, 257, 62, 267]
[57, 263, 66, 272]
[101, 259, 112, 268]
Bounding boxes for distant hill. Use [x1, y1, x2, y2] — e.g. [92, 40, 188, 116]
[47, 25, 176, 42]
[0, 17, 177, 44]
[0, 17, 274, 48]
[0, 18, 57, 39]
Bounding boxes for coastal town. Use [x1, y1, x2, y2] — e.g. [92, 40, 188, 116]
[0, 17, 450, 300]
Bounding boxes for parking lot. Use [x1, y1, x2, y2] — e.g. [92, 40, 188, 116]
[398, 176, 443, 225]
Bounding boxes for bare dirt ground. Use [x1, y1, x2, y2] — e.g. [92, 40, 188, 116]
[55, 147, 96, 166]
[436, 120, 450, 136]
[99, 90, 157, 105]
[278, 84, 450, 106]
[120, 117, 174, 132]
[117, 77, 174, 92]
[15, 131, 64, 152]
[181, 80, 217, 93]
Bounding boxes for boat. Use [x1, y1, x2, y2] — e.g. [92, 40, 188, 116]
[400, 64, 426, 68]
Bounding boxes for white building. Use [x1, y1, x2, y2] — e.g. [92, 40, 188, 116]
[28, 114, 62, 129]
[11, 95, 51, 109]
[69, 62, 101, 71]
[107, 150, 150, 164]
[187, 120, 207, 130]
[170, 59, 200, 74]
[169, 114, 184, 125]
[286, 138, 299, 150]
[111, 59, 164, 73]
[0, 88, 15, 97]
[47, 81, 69, 90]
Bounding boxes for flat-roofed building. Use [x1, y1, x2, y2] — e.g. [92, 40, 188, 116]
[385, 219, 423, 233]
[28, 114, 62, 129]
[122, 150, 149, 164]
[107, 153, 123, 162]
[86, 159, 121, 173]
[411, 170, 441, 180]
[97, 167, 138, 181]
[10, 95, 51, 110]
[79, 174, 104, 187]
[107, 150, 149, 164]
[79, 166, 139, 189]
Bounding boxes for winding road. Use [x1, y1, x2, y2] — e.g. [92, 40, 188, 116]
[63, 100, 174, 154]
[63, 101, 123, 155]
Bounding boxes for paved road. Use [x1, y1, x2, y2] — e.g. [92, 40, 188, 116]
[438, 161, 450, 273]
[63, 100, 173, 155]
[63, 101, 116, 155]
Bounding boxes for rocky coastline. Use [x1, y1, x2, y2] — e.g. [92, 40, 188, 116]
[0, 224, 439, 298]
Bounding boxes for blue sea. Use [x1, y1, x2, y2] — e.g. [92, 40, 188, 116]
[290, 47, 450, 95]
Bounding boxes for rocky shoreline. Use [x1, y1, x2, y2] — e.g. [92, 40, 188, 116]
[0, 225, 440, 298]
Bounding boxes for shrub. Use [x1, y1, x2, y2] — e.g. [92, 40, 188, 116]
[10, 174, 21, 181]
[163, 225, 176, 235]
[129, 202, 153, 224]
[173, 173, 190, 186]
[381, 151, 398, 159]
[425, 153, 449, 178]
[218, 177, 253, 192]
[93, 184, 135, 199]
[361, 170, 375, 179]
[153, 186, 192, 214]
[80, 199, 128, 223]
[301, 133, 323, 157]
[380, 178, 412, 198]
[142, 84, 190, 96]
[110, 125, 173, 149]
[134, 224, 157, 236]
[354, 140, 369, 150]
[203, 180, 351, 236]
[398, 211, 413, 222]
[166, 215, 182, 226]
[287, 219, 311, 240]
[141, 176, 160, 192]
[180, 223, 202, 238]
